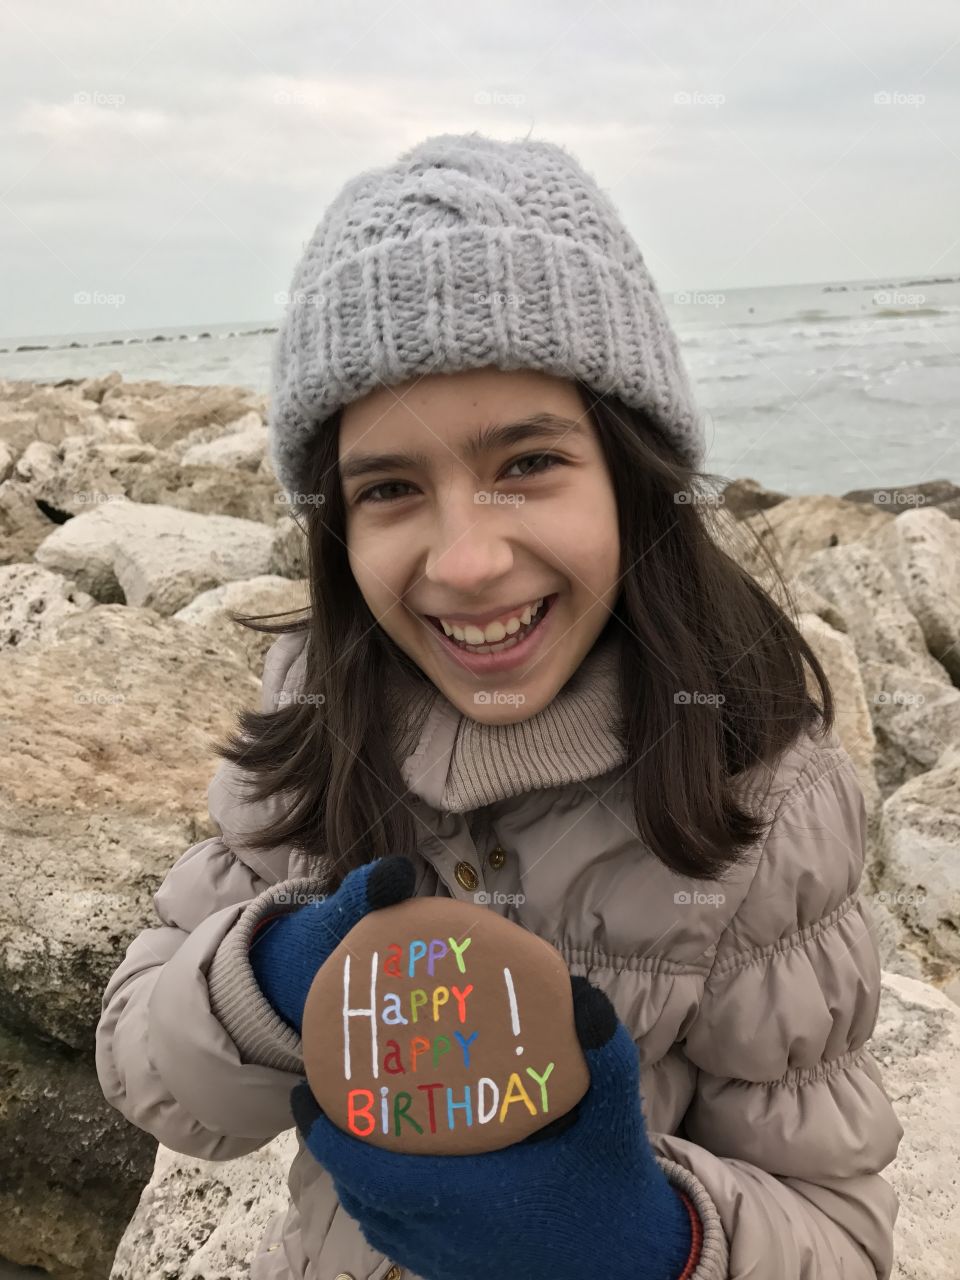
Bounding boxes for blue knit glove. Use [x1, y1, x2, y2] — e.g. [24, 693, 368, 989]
[290, 975, 698, 1280]
[248, 856, 418, 1035]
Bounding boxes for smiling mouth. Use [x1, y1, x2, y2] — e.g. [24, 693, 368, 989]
[424, 594, 557, 654]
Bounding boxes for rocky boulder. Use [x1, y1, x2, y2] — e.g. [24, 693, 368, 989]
[0, 563, 95, 649]
[797, 542, 949, 691]
[738, 494, 894, 580]
[0, 1022, 156, 1280]
[875, 746, 960, 969]
[173, 574, 310, 672]
[0, 477, 68, 565]
[108, 1131, 298, 1280]
[0, 380, 111, 462]
[179, 410, 269, 471]
[34, 499, 294, 615]
[798, 612, 881, 824]
[0, 604, 259, 1050]
[718, 476, 789, 521]
[871, 972, 960, 1277]
[99, 381, 266, 450]
[867, 507, 960, 684]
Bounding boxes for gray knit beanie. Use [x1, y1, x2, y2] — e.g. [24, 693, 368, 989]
[269, 131, 705, 505]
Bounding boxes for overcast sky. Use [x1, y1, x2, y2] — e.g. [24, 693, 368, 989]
[3, 0, 959, 337]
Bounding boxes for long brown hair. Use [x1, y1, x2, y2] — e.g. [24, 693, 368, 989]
[215, 382, 833, 890]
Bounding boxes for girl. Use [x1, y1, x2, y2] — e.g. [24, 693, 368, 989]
[95, 132, 903, 1280]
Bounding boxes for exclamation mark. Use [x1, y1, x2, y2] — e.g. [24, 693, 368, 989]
[504, 966, 523, 1056]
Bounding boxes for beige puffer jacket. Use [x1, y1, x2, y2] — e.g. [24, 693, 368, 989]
[96, 628, 903, 1280]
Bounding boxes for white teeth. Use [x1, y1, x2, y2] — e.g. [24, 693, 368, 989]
[440, 597, 544, 645]
[438, 597, 547, 649]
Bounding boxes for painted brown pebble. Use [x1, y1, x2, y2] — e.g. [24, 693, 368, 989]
[301, 896, 590, 1154]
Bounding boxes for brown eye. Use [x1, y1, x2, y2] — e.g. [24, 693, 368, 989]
[356, 480, 417, 505]
[501, 453, 566, 480]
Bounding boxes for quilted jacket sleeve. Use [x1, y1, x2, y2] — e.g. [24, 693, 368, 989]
[94, 629, 322, 1161]
[651, 732, 904, 1280]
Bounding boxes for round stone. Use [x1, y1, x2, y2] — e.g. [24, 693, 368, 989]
[301, 896, 590, 1154]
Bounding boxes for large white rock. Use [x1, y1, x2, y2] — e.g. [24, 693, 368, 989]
[877, 746, 960, 966]
[860, 658, 960, 796]
[798, 611, 880, 824]
[34, 498, 284, 615]
[100, 381, 266, 449]
[13, 435, 159, 517]
[871, 972, 960, 1278]
[0, 440, 13, 483]
[738, 494, 894, 579]
[0, 477, 62, 566]
[798, 542, 950, 689]
[180, 411, 268, 471]
[0, 379, 113, 462]
[108, 1131, 299, 1280]
[0, 563, 95, 649]
[0, 604, 261, 1049]
[174, 574, 309, 671]
[868, 507, 960, 684]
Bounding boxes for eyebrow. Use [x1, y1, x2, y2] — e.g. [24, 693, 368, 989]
[339, 413, 586, 484]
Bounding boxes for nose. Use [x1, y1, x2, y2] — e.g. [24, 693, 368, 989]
[422, 489, 516, 598]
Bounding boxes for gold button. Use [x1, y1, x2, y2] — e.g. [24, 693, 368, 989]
[455, 861, 479, 891]
[488, 845, 506, 869]
[334, 1273, 354, 1280]
[385, 1268, 403, 1280]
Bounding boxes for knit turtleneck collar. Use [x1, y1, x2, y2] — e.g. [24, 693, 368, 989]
[388, 624, 627, 813]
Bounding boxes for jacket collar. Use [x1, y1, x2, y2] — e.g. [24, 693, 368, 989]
[389, 624, 627, 813]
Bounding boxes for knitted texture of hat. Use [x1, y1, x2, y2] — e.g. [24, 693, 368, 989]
[269, 131, 705, 504]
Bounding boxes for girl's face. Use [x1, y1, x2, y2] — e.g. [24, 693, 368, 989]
[339, 367, 621, 724]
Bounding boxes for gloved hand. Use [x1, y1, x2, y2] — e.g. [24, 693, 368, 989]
[290, 973, 701, 1280]
[249, 855, 418, 1035]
